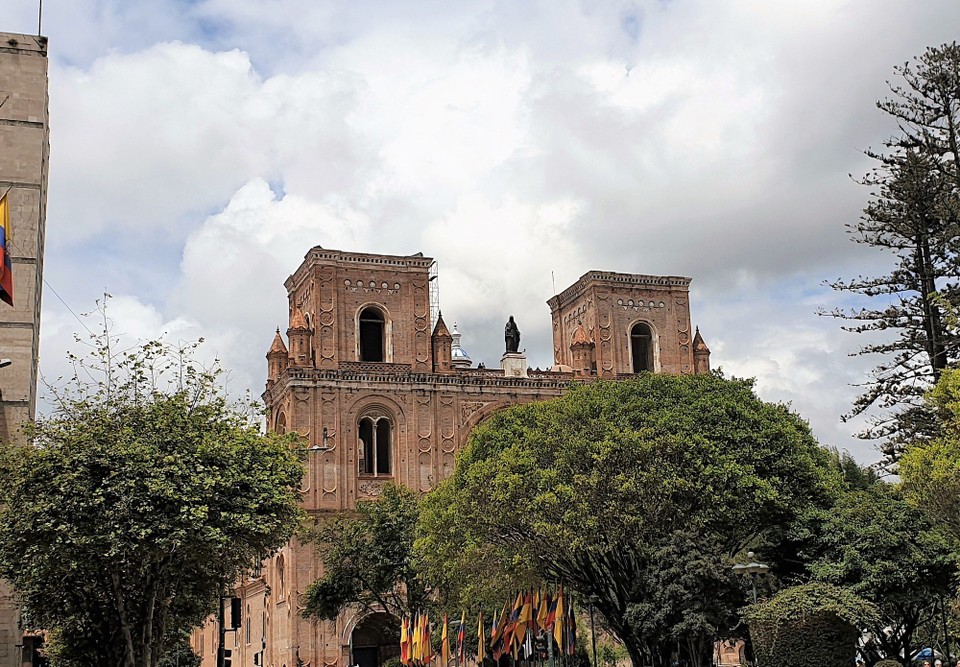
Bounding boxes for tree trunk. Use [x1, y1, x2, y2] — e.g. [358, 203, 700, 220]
[917, 228, 948, 380]
[622, 635, 647, 667]
[111, 571, 138, 667]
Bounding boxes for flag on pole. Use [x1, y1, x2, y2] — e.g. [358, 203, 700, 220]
[545, 589, 559, 631]
[413, 614, 422, 663]
[477, 610, 486, 663]
[457, 611, 466, 664]
[553, 588, 565, 648]
[401, 616, 410, 665]
[565, 603, 577, 656]
[514, 591, 533, 649]
[491, 603, 507, 660]
[441, 613, 450, 667]
[423, 614, 434, 664]
[536, 590, 549, 633]
[502, 592, 522, 651]
[0, 191, 13, 307]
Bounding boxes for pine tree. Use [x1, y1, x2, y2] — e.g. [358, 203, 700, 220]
[824, 43, 960, 458]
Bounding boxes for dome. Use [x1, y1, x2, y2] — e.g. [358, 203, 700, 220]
[450, 323, 472, 368]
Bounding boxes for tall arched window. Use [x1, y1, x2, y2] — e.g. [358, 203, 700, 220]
[358, 415, 392, 476]
[630, 322, 654, 373]
[359, 307, 385, 362]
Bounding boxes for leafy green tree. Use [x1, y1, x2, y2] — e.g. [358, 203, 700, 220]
[901, 368, 960, 541]
[0, 310, 304, 667]
[823, 43, 960, 456]
[418, 374, 835, 667]
[799, 480, 957, 665]
[303, 483, 431, 621]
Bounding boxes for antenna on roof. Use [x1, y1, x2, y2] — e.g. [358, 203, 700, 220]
[551, 270, 556, 296]
[38, 0, 43, 35]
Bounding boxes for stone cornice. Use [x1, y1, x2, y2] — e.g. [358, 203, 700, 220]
[285, 247, 434, 291]
[263, 365, 576, 404]
[548, 270, 691, 309]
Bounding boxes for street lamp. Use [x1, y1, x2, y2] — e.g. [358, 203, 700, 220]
[295, 427, 335, 453]
[732, 552, 769, 604]
[587, 594, 600, 667]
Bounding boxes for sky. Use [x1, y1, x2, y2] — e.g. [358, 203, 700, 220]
[5, 0, 960, 465]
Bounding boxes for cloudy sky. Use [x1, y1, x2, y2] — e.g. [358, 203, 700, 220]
[6, 0, 960, 464]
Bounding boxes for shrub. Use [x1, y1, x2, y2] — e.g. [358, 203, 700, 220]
[743, 583, 878, 667]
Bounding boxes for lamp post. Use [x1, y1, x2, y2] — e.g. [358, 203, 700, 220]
[733, 553, 769, 667]
[295, 427, 335, 453]
[587, 594, 600, 667]
[732, 552, 769, 604]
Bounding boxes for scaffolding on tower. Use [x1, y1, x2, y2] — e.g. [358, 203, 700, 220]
[429, 260, 439, 332]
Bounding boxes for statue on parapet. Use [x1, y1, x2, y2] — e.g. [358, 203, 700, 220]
[504, 316, 521, 354]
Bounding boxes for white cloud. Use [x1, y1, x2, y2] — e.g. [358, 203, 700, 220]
[26, 0, 960, 464]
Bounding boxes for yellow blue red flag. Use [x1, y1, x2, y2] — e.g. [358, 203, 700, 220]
[0, 192, 13, 306]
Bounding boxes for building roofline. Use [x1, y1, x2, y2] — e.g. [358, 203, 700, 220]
[547, 270, 691, 309]
[285, 247, 435, 290]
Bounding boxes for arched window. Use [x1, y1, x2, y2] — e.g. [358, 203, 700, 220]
[358, 415, 392, 476]
[630, 322, 654, 373]
[359, 307, 385, 362]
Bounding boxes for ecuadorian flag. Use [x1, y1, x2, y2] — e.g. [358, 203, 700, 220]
[0, 192, 12, 306]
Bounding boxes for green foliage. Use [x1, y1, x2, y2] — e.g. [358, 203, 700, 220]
[303, 483, 430, 621]
[0, 305, 304, 667]
[419, 374, 835, 667]
[822, 43, 960, 456]
[157, 637, 201, 667]
[901, 368, 960, 541]
[743, 583, 878, 667]
[797, 475, 957, 663]
[874, 660, 902, 667]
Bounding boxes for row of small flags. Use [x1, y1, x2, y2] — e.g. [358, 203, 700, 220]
[400, 588, 578, 665]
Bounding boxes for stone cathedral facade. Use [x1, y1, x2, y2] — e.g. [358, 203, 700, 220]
[193, 246, 710, 667]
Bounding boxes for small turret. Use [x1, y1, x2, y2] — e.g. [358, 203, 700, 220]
[693, 327, 711, 374]
[569, 322, 595, 377]
[266, 328, 289, 386]
[431, 312, 453, 374]
[287, 308, 313, 367]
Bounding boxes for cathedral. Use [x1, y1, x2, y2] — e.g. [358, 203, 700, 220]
[193, 246, 710, 667]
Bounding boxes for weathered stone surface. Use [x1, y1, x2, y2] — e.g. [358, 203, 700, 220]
[0, 31, 48, 667]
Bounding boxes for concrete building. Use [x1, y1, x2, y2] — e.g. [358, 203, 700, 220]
[194, 247, 710, 667]
[0, 30, 50, 667]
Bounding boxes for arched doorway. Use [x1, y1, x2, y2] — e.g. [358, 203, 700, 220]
[352, 612, 400, 667]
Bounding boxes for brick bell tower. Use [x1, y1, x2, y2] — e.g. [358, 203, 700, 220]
[548, 271, 708, 378]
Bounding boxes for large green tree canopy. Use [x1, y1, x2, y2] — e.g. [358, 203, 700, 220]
[0, 329, 305, 667]
[418, 373, 835, 667]
[799, 479, 957, 665]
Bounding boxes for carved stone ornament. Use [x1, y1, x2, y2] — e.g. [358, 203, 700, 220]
[358, 480, 385, 496]
[460, 400, 488, 423]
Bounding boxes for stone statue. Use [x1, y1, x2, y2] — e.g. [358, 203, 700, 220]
[504, 316, 521, 353]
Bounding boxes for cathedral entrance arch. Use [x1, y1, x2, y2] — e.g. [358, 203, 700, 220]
[349, 612, 400, 667]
